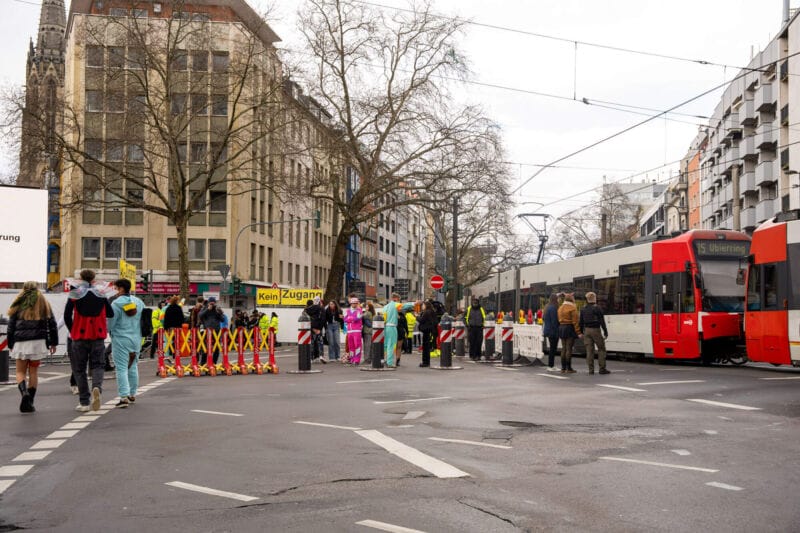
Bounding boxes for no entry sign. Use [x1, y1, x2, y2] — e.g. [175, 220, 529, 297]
[430, 275, 445, 290]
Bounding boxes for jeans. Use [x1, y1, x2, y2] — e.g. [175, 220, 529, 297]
[311, 330, 324, 359]
[546, 335, 559, 367]
[326, 326, 340, 360]
[70, 339, 105, 406]
[362, 330, 372, 362]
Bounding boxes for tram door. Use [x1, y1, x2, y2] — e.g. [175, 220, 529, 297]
[654, 273, 679, 355]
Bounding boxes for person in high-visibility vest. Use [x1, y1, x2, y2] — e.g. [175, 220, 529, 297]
[403, 310, 416, 354]
[269, 312, 279, 346]
[465, 298, 486, 361]
[148, 301, 165, 359]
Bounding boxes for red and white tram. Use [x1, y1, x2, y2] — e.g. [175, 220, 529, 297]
[744, 211, 800, 367]
[473, 230, 750, 363]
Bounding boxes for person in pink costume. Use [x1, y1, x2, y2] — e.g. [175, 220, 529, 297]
[343, 295, 363, 365]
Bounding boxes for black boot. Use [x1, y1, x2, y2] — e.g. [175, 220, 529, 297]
[28, 387, 37, 412]
[18, 381, 34, 413]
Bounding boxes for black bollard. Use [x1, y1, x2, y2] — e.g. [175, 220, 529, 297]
[288, 314, 321, 374]
[362, 316, 394, 371]
[501, 323, 514, 365]
[481, 318, 496, 363]
[433, 314, 462, 370]
[454, 319, 465, 357]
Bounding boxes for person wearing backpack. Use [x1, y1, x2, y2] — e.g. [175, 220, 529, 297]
[580, 292, 610, 375]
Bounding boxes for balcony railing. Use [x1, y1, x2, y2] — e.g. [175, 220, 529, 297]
[739, 99, 756, 126]
[755, 160, 776, 186]
[755, 83, 775, 111]
[740, 206, 756, 229]
[360, 256, 378, 269]
[741, 135, 757, 158]
[755, 123, 776, 148]
[740, 171, 756, 192]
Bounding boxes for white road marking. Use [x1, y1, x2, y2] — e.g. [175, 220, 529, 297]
[373, 397, 451, 405]
[403, 411, 426, 420]
[599, 457, 718, 473]
[0, 464, 34, 477]
[686, 399, 761, 411]
[495, 367, 519, 371]
[46, 430, 80, 439]
[717, 416, 733, 421]
[356, 519, 427, 533]
[0, 480, 15, 495]
[706, 481, 743, 491]
[165, 481, 258, 502]
[428, 437, 512, 450]
[637, 380, 706, 385]
[536, 373, 569, 380]
[597, 384, 646, 392]
[294, 421, 362, 431]
[73, 416, 101, 423]
[393, 425, 415, 428]
[671, 450, 691, 456]
[13, 451, 52, 461]
[30, 439, 66, 449]
[337, 379, 400, 384]
[191, 409, 244, 417]
[355, 430, 469, 478]
[760, 376, 800, 380]
[703, 430, 718, 435]
[60, 422, 90, 430]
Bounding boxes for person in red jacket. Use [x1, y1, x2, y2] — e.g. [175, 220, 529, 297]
[64, 269, 114, 412]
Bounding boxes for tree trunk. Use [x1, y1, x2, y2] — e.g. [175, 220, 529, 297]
[175, 217, 190, 300]
[325, 228, 352, 302]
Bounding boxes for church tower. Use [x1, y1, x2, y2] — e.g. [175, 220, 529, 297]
[18, 0, 66, 286]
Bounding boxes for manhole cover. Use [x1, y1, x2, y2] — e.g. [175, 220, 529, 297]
[499, 420, 538, 428]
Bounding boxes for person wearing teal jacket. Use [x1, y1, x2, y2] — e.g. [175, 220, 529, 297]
[107, 279, 145, 408]
[383, 293, 415, 367]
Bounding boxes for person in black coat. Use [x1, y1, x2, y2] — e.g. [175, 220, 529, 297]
[7, 281, 58, 413]
[417, 300, 438, 367]
[304, 297, 326, 362]
[162, 296, 185, 330]
[542, 294, 560, 372]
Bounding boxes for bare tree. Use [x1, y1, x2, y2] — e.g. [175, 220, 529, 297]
[296, 0, 508, 300]
[428, 187, 535, 311]
[548, 183, 642, 259]
[6, 1, 300, 297]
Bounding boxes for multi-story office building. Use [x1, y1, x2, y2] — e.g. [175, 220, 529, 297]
[699, 7, 800, 232]
[58, 0, 339, 304]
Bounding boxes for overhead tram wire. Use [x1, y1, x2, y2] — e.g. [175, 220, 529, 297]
[510, 47, 800, 196]
[354, 0, 783, 76]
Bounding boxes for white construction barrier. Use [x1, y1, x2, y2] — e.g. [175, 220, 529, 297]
[512, 323, 544, 361]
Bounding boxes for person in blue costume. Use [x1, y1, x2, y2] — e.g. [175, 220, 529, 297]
[107, 279, 145, 408]
[383, 293, 415, 367]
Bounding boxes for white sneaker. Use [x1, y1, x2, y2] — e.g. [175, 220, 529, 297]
[90, 387, 101, 411]
[70, 386, 79, 395]
[75, 404, 90, 412]
[547, 366, 558, 372]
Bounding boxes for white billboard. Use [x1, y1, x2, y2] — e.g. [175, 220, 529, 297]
[0, 186, 48, 283]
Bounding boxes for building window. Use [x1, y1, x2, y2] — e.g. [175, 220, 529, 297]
[288, 262, 293, 284]
[211, 94, 227, 116]
[212, 52, 229, 72]
[191, 51, 208, 72]
[279, 260, 283, 283]
[171, 50, 188, 71]
[108, 46, 125, 68]
[209, 240, 226, 261]
[167, 239, 178, 261]
[188, 239, 205, 260]
[128, 144, 144, 162]
[190, 141, 207, 163]
[82, 237, 100, 259]
[106, 92, 125, 113]
[127, 47, 145, 69]
[86, 90, 103, 112]
[170, 94, 187, 115]
[109, 7, 128, 16]
[209, 191, 226, 213]
[106, 141, 123, 162]
[87, 46, 103, 67]
[104, 238, 122, 259]
[296, 265, 300, 285]
[190, 93, 208, 116]
[125, 238, 143, 260]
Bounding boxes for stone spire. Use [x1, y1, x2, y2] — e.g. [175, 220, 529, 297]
[31, 0, 66, 79]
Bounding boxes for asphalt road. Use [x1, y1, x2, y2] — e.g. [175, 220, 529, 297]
[1, 350, 799, 533]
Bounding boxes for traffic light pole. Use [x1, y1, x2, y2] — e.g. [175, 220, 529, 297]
[232, 211, 320, 307]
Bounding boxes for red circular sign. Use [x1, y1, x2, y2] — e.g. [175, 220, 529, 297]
[430, 275, 445, 290]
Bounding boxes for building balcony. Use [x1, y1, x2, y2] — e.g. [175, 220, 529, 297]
[754, 123, 776, 148]
[755, 83, 776, 112]
[723, 113, 741, 138]
[740, 99, 756, 126]
[780, 60, 789, 81]
[722, 146, 740, 173]
[755, 160, 777, 186]
[364, 229, 378, 243]
[360, 256, 378, 270]
[721, 183, 733, 204]
[719, 215, 733, 230]
[740, 171, 756, 192]
[755, 198, 778, 223]
[740, 206, 757, 229]
[741, 135, 757, 158]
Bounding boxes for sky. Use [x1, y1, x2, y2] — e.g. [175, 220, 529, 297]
[1, 0, 788, 232]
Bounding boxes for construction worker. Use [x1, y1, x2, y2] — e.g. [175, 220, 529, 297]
[403, 309, 416, 354]
[269, 312, 279, 346]
[465, 297, 486, 361]
[148, 301, 165, 359]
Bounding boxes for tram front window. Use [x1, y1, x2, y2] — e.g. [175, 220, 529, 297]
[698, 259, 746, 312]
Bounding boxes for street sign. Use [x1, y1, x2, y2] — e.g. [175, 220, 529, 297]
[430, 275, 445, 290]
[217, 264, 231, 279]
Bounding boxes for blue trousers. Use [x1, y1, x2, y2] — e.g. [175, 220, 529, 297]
[112, 345, 139, 398]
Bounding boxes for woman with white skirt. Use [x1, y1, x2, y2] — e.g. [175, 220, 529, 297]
[7, 282, 58, 413]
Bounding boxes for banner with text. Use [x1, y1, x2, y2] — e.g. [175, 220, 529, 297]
[257, 287, 323, 307]
[119, 259, 137, 293]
